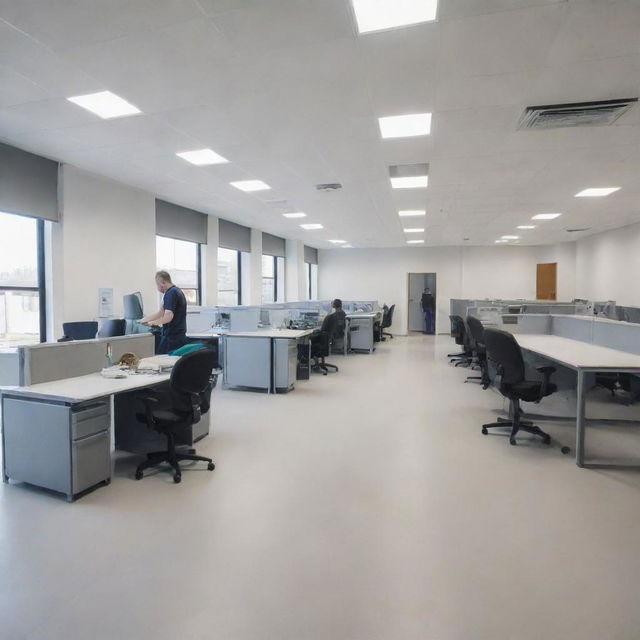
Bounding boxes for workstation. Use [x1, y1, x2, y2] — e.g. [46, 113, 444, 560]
[3, 1, 640, 638]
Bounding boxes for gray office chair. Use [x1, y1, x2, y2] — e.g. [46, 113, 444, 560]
[59, 321, 98, 341]
[97, 318, 126, 338]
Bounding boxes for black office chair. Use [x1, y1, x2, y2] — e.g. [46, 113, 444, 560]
[97, 318, 126, 338]
[381, 304, 395, 340]
[311, 313, 344, 374]
[59, 321, 98, 341]
[464, 315, 490, 388]
[448, 315, 472, 366]
[135, 349, 217, 483]
[482, 328, 556, 446]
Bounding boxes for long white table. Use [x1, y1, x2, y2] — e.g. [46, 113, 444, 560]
[515, 334, 640, 467]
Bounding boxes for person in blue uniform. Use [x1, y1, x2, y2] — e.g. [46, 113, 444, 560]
[141, 270, 188, 354]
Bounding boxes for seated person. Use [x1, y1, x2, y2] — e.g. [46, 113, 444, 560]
[312, 299, 346, 348]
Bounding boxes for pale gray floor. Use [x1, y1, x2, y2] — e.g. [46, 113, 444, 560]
[2, 335, 640, 640]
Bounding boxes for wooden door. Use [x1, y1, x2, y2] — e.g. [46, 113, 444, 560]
[536, 263, 557, 300]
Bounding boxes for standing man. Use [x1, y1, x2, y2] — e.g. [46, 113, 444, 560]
[421, 287, 435, 334]
[141, 270, 188, 354]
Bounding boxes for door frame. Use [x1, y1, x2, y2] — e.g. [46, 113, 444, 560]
[406, 272, 437, 334]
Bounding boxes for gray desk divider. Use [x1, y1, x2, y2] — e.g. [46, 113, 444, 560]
[20, 334, 154, 386]
[591, 321, 640, 355]
[502, 314, 550, 334]
[550, 315, 593, 343]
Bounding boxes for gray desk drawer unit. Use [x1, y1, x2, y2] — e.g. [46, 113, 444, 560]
[2, 396, 111, 501]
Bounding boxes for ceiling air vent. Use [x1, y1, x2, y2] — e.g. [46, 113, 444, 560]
[517, 98, 638, 130]
[566, 227, 592, 233]
[316, 183, 342, 191]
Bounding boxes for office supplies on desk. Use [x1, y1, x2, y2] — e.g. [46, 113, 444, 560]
[137, 355, 180, 372]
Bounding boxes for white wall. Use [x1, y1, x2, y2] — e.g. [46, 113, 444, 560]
[52, 165, 157, 335]
[318, 242, 576, 335]
[576, 221, 640, 306]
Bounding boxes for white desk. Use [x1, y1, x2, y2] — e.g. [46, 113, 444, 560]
[515, 334, 640, 467]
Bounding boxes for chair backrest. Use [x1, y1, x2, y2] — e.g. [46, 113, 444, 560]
[170, 348, 217, 415]
[386, 304, 395, 328]
[449, 315, 466, 345]
[321, 311, 345, 340]
[97, 318, 127, 338]
[484, 328, 525, 386]
[123, 292, 144, 319]
[466, 315, 485, 345]
[62, 321, 98, 340]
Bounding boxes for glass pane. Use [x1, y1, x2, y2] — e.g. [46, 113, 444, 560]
[262, 254, 274, 277]
[156, 236, 174, 270]
[0, 290, 40, 346]
[0, 212, 38, 287]
[262, 278, 275, 303]
[305, 262, 311, 300]
[182, 289, 199, 305]
[311, 263, 318, 300]
[218, 247, 238, 304]
[156, 236, 199, 303]
[174, 239, 197, 270]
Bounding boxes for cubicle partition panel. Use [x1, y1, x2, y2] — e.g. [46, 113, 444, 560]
[550, 316, 593, 343]
[500, 314, 551, 335]
[21, 334, 154, 385]
[591, 321, 640, 355]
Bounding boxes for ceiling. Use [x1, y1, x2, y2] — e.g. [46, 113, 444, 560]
[1, 0, 640, 249]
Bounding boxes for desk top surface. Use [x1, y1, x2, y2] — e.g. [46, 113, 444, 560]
[224, 329, 314, 339]
[1, 371, 170, 404]
[516, 334, 640, 370]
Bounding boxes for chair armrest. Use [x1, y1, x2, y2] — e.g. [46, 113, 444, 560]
[137, 393, 160, 426]
[189, 392, 202, 425]
[535, 366, 556, 402]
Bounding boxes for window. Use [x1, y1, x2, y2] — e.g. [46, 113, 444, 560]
[156, 236, 201, 305]
[306, 262, 318, 300]
[262, 255, 285, 303]
[218, 247, 241, 306]
[0, 212, 45, 346]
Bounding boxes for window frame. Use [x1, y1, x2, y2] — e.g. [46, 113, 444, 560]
[155, 235, 202, 306]
[0, 217, 46, 343]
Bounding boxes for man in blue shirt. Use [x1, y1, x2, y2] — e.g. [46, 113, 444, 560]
[141, 270, 188, 354]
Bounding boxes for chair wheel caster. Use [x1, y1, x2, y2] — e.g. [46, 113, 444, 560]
[509, 438, 517, 446]
[135, 470, 143, 480]
[481, 427, 488, 435]
[544, 436, 551, 445]
[561, 446, 571, 455]
[173, 474, 181, 484]
[207, 462, 215, 471]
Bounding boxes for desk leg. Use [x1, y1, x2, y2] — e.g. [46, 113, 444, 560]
[576, 369, 586, 468]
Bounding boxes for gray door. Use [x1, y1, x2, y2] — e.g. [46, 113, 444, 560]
[408, 273, 437, 333]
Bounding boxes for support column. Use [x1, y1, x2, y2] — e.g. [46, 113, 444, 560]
[201, 216, 219, 306]
[286, 239, 306, 301]
[249, 228, 263, 305]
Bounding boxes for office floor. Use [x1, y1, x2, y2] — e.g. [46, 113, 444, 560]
[2, 335, 640, 640]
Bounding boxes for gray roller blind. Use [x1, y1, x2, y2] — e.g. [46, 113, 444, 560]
[304, 245, 318, 264]
[262, 232, 286, 257]
[156, 199, 207, 244]
[0, 142, 59, 221]
[219, 218, 251, 252]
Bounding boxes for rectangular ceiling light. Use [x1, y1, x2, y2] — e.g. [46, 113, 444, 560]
[176, 148, 228, 165]
[532, 213, 562, 220]
[501, 235, 519, 240]
[517, 225, 536, 229]
[404, 228, 424, 233]
[300, 223, 323, 230]
[67, 90, 141, 119]
[407, 239, 424, 244]
[379, 113, 432, 138]
[391, 176, 429, 189]
[399, 210, 426, 217]
[329, 240, 347, 244]
[342, 244, 353, 248]
[575, 187, 620, 197]
[495, 239, 508, 243]
[230, 180, 271, 192]
[352, 0, 438, 34]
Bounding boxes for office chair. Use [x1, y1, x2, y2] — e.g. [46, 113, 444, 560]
[481, 328, 556, 446]
[447, 315, 472, 366]
[135, 349, 217, 483]
[464, 315, 490, 388]
[381, 304, 395, 340]
[97, 318, 126, 338]
[311, 313, 344, 374]
[59, 321, 98, 341]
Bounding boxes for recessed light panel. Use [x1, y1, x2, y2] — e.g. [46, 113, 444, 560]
[398, 210, 426, 217]
[532, 213, 562, 220]
[230, 180, 271, 192]
[501, 235, 519, 240]
[517, 225, 536, 229]
[407, 239, 424, 244]
[176, 148, 228, 165]
[342, 245, 353, 248]
[575, 187, 620, 197]
[282, 212, 307, 218]
[379, 113, 432, 138]
[67, 90, 141, 119]
[391, 176, 429, 189]
[404, 228, 424, 233]
[300, 223, 324, 230]
[352, 0, 438, 34]
[495, 239, 508, 243]
[329, 240, 347, 244]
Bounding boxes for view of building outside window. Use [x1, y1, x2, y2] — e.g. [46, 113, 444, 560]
[156, 236, 200, 305]
[0, 212, 40, 346]
[218, 247, 239, 306]
[262, 255, 275, 303]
